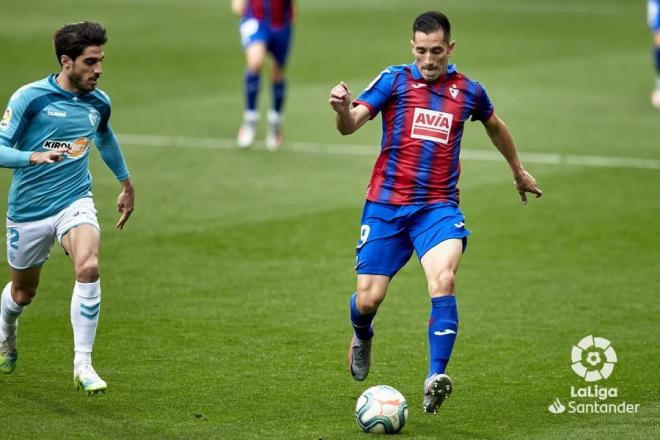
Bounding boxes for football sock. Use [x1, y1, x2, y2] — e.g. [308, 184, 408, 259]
[272, 80, 287, 113]
[350, 292, 376, 341]
[655, 47, 660, 74]
[0, 282, 23, 341]
[245, 70, 260, 112]
[427, 295, 458, 377]
[71, 280, 101, 367]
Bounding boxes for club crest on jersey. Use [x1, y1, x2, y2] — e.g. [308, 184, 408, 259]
[0, 108, 11, 130]
[449, 84, 460, 100]
[43, 138, 91, 159]
[88, 110, 99, 126]
[411, 108, 453, 144]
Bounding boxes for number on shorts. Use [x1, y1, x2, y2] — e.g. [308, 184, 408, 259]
[357, 224, 370, 249]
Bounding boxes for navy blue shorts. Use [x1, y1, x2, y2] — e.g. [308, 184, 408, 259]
[355, 201, 470, 277]
[239, 18, 293, 66]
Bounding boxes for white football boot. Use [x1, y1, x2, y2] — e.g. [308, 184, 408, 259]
[237, 110, 259, 148]
[265, 109, 282, 151]
[74, 364, 108, 395]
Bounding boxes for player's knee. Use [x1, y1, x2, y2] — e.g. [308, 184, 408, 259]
[11, 285, 37, 306]
[428, 270, 455, 296]
[356, 280, 387, 312]
[76, 258, 99, 282]
[246, 62, 263, 74]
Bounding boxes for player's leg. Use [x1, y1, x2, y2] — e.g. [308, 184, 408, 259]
[411, 203, 470, 413]
[237, 18, 268, 147]
[58, 199, 106, 394]
[265, 25, 293, 150]
[349, 274, 389, 381]
[1, 219, 53, 373]
[419, 239, 463, 413]
[348, 201, 412, 381]
[0, 267, 41, 373]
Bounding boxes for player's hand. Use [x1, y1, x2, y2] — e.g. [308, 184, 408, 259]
[29, 148, 68, 165]
[231, 0, 245, 16]
[116, 181, 135, 229]
[329, 82, 352, 113]
[514, 170, 543, 204]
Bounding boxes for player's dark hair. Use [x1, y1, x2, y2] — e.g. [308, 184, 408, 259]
[413, 11, 451, 42]
[53, 21, 107, 65]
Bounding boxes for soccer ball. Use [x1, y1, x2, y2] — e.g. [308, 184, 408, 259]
[355, 385, 408, 434]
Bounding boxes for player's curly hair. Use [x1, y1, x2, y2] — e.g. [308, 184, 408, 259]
[413, 11, 451, 42]
[53, 21, 107, 65]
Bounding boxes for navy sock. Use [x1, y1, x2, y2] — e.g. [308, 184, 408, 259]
[245, 71, 260, 111]
[272, 80, 286, 113]
[350, 293, 375, 341]
[427, 295, 458, 377]
[654, 47, 660, 74]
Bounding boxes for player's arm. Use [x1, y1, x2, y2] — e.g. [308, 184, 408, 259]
[94, 127, 134, 229]
[231, 0, 245, 16]
[483, 113, 543, 204]
[0, 143, 66, 167]
[329, 82, 371, 135]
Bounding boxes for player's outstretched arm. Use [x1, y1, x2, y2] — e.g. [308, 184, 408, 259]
[116, 178, 134, 230]
[329, 82, 370, 135]
[483, 114, 543, 204]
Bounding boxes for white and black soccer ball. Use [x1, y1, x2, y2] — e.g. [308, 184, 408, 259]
[355, 385, 408, 434]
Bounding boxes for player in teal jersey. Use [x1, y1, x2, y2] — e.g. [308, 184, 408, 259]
[0, 22, 134, 395]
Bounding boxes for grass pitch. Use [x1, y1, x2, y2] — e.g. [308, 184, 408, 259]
[0, 0, 658, 438]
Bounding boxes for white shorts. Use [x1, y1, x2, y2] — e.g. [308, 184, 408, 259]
[6, 197, 100, 270]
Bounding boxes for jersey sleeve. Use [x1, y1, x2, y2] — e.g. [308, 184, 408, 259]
[94, 124, 130, 181]
[470, 81, 495, 122]
[354, 68, 396, 119]
[0, 89, 37, 167]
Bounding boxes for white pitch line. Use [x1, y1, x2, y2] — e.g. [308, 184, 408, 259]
[118, 133, 660, 171]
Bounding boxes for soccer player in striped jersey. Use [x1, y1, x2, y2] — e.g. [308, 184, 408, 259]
[329, 11, 542, 414]
[0, 22, 134, 395]
[232, 0, 295, 150]
[649, 0, 660, 108]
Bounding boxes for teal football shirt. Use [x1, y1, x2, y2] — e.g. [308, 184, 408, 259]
[0, 74, 129, 222]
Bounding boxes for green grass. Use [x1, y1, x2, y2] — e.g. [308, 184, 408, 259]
[1, 0, 659, 438]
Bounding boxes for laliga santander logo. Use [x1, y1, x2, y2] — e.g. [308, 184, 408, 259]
[571, 335, 617, 382]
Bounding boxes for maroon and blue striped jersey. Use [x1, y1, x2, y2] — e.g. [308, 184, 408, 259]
[244, 0, 294, 28]
[354, 63, 494, 205]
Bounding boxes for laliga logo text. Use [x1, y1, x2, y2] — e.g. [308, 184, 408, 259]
[548, 335, 640, 415]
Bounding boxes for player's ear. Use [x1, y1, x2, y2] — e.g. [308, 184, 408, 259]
[60, 55, 72, 69]
[410, 39, 415, 55]
[448, 40, 456, 56]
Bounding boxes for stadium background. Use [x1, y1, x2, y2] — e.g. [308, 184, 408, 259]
[0, 0, 658, 438]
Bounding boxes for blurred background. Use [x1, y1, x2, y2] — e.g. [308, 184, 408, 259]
[0, 1, 658, 438]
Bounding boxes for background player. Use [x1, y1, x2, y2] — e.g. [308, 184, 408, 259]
[329, 11, 542, 414]
[649, 0, 660, 108]
[232, 0, 295, 150]
[0, 21, 134, 394]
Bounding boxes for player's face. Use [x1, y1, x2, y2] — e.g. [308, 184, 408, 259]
[63, 46, 105, 92]
[411, 30, 455, 81]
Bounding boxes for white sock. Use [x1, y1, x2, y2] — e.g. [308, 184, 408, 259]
[1, 282, 23, 341]
[71, 279, 101, 367]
